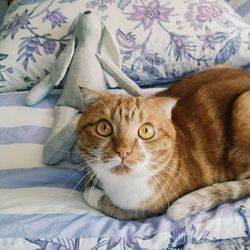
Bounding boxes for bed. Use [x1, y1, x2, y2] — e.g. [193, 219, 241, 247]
[1, 0, 250, 249]
[0, 90, 250, 249]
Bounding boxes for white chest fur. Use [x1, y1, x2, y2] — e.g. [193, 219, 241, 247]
[100, 172, 154, 210]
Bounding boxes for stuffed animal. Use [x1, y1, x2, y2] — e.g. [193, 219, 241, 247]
[26, 11, 142, 165]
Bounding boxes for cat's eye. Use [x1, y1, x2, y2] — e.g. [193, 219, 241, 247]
[138, 123, 155, 140]
[96, 120, 113, 137]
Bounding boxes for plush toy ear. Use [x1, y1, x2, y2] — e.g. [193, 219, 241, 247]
[155, 97, 178, 119]
[96, 53, 142, 96]
[100, 19, 122, 88]
[26, 36, 76, 106]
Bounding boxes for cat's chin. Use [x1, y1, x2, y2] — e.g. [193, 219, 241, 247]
[109, 164, 132, 175]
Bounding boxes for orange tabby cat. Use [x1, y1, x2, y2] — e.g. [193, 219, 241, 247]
[77, 66, 250, 220]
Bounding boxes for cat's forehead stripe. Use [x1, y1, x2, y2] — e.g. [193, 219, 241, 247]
[114, 97, 142, 122]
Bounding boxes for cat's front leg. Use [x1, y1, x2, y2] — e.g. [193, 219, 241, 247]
[83, 187, 105, 211]
[83, 187, 148, 220]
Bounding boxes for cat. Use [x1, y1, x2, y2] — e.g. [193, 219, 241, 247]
[76, 66, 250, 220]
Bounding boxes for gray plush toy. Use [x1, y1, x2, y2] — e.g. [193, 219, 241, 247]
[26, 11, 142, 165]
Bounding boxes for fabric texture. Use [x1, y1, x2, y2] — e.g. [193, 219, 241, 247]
[0, 90, 250, 249]
[227, 0, 250, 23]
[0, 0, 7, 27]
[1, 0, 250, 92]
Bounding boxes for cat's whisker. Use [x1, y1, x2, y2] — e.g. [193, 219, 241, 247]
[155, 171, 179, 201]
[59, 162, 90, 189]
[150, 159, 193, 192]
[81, 159, 98, 165]
[60, 168, 86, 189]
[59, 160, 86, 173]
[166, 166, 194, 192]
[164, 165, 193, 192]
[156, 165, 192, 192]
[88, 175, 98, 202]
[66, 169, 94, 201]
[150, 175, 163, 214]
[151, 174, 168, 212]
[88, 168, 104, 203]
[80, 166, 103, 196]
[75, 66, 250, 220]
[88, 167, 102, 195]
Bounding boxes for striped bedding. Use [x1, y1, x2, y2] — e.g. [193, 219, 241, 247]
[227, 0, 250, 23]
[0, 90, 250, 249]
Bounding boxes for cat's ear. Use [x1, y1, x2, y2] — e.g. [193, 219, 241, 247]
[155, 97, 178, 119]
[80, 87, 101, 103]
[79, 87, 110, 110]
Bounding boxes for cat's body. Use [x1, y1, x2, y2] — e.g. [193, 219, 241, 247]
[77, 66, 250, 220]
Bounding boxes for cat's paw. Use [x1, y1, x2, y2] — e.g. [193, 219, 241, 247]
[167, 186, 218, 220]
[166, 195, 202, 221]
[83, 188, 105, 210]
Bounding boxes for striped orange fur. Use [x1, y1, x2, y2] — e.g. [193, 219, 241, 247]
[77, 66, 250, 220]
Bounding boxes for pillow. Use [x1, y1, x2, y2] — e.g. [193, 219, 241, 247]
[1, 0, 250, 92]
[227, 0, 250, 24]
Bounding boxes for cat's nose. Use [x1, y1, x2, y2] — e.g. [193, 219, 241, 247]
[116, 147, 131, 160]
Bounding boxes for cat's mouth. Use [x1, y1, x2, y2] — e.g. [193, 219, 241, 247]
[110, 164, 132, 175]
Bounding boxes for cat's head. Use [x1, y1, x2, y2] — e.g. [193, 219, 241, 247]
[77, 88, 177, 177]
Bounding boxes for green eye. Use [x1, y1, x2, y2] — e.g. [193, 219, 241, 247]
[96, 120, 113, 137]
[138, 123, 155, 140]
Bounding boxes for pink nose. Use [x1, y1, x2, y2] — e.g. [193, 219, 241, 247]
[116, 147, 131, 160]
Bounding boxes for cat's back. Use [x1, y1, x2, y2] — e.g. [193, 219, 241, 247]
[160, 66, 250, 124]
[157, 66, 250, 183]
[163, 66, 250, 101]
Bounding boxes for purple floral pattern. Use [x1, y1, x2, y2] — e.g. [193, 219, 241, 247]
[0, 54, 13, 86]
[2, 237, 250, 250]
[0, 2, 71, 74]
[86, 0, 114, 12]
[196, 4, 223, 23]
[43, 39, 57, 54]
[128, 0, 174, 30]
[92, 229, 185, 250]
[116, 28, 166, 80]
[43, 9, 67, 28]
[215, 238, 250, 250]
[17, 36, 42, 70]
[166, 32, 211, 66]
[113, 0, 246, 81]
[0, 0, 250, 91]
[25, 238, 80, 250]
[184, 0, 227, 30]
[214, 35, 241, 64]
[197, 26, 228, 51]
[0, 9, 31, 39]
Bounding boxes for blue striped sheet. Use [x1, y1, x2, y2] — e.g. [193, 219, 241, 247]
[236, 1, 250, 18]
[0, 213, 166, 238]
[0, 198, 249, 239]
[0, 92, 57, 169]
[0, 126, 51, 145]
[227, 0, 250, 20]
[0, 92, 59, 108]
[0, 167, 84, 190]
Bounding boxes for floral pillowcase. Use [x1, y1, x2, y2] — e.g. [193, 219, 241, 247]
[1, 0, 250, 92]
